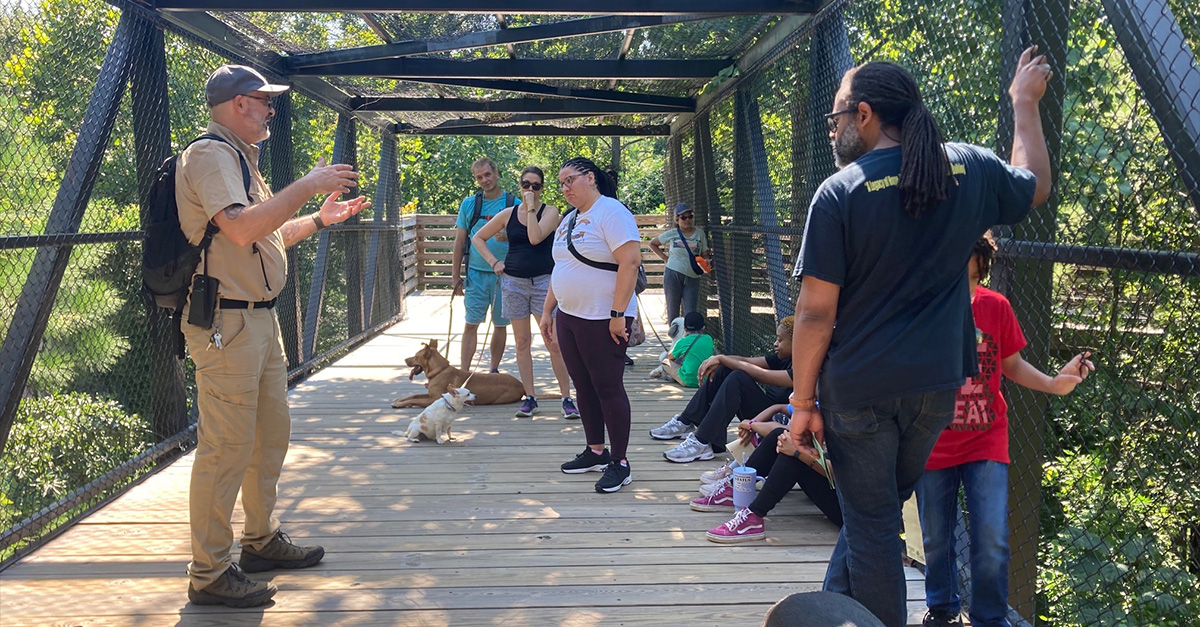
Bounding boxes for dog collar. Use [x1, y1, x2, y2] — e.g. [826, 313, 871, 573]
[438, 394, 456, 410]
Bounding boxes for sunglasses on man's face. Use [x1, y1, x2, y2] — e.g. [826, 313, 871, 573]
[520, 180, 543, 191]
[678, 214, 694, 220]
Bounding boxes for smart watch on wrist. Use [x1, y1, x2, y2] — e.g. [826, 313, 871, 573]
[610, 309, 624, 318]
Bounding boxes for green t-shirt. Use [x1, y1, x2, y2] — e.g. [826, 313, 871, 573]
[670, 333, 715, 387]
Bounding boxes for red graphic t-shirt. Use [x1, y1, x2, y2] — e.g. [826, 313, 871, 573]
[925, 286, 1027, 470]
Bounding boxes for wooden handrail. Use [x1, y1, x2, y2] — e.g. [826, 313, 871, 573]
[403, 212, 678, 291]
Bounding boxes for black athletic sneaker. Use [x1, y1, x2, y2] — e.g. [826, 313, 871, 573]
[594, 460, 632, 493]
[561, 447, 610, 474]
[922, 610, 964, 627]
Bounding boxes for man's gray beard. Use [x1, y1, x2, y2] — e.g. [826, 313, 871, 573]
[833, 123, 868, 168]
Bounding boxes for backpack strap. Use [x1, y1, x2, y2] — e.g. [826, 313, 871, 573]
[189, 133, 253, 208]
[469, 191, 484, 230]
[186, 133, 254, 245]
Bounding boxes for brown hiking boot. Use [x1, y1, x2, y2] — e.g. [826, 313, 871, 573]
[239, 530, 325, 573]
[187, 563, 277, 608]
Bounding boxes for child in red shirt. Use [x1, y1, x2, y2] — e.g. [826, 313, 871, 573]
[917, 233, 1094, 627]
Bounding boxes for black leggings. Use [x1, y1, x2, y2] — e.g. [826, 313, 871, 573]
[678, 365, 773, 452]
[745, 428, 843, 527]
[556, 311, 632, 460]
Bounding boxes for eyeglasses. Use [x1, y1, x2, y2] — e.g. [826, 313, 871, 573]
[559, 172, 589, 189]
[520, 180, 543, 191]
[678, 214, 694, 220]
[241, 93, 274, 108]
[824, 106, 857, 132]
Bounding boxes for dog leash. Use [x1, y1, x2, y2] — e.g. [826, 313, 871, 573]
[635, 293, 671, 353]
[460, 307, 495, 389]
[443, 288, 457, 359]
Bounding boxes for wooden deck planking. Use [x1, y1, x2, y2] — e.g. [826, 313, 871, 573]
[0, 291, 927, 626]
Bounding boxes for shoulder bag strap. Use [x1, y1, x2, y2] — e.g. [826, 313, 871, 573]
[566, 210, 619, 272]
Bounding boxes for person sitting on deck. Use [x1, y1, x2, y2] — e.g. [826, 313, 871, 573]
[690, 403, 842, 543]
[652, 312, 715, 388]
[650, 317, 795, 463]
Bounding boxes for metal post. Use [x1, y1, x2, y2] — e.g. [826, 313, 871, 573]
[0, 12, 137, 453]
[738, 89, 791, 322]
[130, 14, 187, 440]
[731, 94, 755, 355]
[266, 91, 302, 368]
[302, 114, 355, 361]
[362, 132, 392, 326]
[341, 118, 363, 336]
[694, 114, 733, 351]
[1103, 0, 1200, 221]
[994, 0, 1070, 619]
[384, 136, 406, 313]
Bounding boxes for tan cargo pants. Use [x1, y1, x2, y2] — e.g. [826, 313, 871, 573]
[183, 308, 290, 589]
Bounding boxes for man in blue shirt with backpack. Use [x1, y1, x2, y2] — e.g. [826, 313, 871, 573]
[451, 157, 519, 372]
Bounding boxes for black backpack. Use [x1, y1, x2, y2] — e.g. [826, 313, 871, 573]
[142, 133, 251, 310]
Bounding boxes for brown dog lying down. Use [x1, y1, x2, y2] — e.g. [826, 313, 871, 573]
[392, 339, 524, 408]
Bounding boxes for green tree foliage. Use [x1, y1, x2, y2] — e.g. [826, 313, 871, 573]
[0, 393, 150, 536]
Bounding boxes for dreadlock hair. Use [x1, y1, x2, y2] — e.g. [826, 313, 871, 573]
[973, 230, 998, 281]
[561, 157, 617, 198]
[847, 62, 951, 218]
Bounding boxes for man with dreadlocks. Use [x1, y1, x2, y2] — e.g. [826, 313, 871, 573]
[783, 47, 1055, 626]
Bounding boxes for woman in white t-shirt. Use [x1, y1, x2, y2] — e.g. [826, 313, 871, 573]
[539, 157, 641, 494]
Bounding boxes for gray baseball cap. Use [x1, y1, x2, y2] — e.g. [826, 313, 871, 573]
[205, 65, 289, 107]
[674, 202, 694, 216]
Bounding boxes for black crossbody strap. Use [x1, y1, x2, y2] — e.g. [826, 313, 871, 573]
[675, 335, 698, 362]
[677, 226, 697, 257]
[566, 210, 619, 271]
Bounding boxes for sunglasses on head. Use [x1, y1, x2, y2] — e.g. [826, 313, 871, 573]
[520, 180, 543, 191]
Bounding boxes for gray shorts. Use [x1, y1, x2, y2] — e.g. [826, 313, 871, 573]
[500, 273, 551, 320]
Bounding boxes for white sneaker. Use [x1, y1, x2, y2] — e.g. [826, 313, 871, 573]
[648, 366, 664, 379]
[699, 462, 735, 485]
[699, 475, 733, 497]
[649, 415, 694, 440]
[663, 433, 715, 463]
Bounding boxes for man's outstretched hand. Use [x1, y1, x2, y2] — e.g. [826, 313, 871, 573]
[318, 191, 370, 227]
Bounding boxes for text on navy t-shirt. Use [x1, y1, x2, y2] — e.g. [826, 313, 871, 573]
[793, 143, 1036, 411]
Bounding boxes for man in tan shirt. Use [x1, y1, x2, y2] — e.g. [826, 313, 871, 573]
[179, 65, 369, 608]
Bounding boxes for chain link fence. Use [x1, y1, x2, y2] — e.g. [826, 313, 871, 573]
[0, 0, 405, 563]
[666, 0, 1199, 624]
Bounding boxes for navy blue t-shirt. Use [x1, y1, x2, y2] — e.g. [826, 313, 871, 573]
[793, 143, 1036, 411]
[763, 352, 794, 404]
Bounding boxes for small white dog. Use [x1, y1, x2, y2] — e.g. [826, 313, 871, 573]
[394, 386, 475, 444]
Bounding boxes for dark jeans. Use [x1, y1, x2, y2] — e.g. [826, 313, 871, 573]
[678, 365, 773, 453]
[556, 311, 632, 460]
[663, 267, 700, 322]
[821, 388, 958, 627]
[746, 428, 843, 527]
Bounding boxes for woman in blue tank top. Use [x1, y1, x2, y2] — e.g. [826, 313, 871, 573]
[472, 167, 577, 419]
